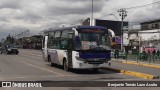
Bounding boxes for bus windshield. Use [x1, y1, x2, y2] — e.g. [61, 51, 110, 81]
[75, 32, 110, 50]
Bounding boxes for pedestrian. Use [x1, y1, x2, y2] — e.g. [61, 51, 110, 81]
[157, 49, 160, 59]
[114, 48, 119, 59]
[148, 49, 152, 63]
[125, 48, 128, 60]
[116, 49, 119, 59]
[114, 49, 116, 59]
[152, 49, 156, 55]
[152, 49, 156, 61]
[142, 50, 146, 61]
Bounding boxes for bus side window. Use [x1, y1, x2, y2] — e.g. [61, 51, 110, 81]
[48, 32, 55, 49]
[60, 30, 69, 49]
[53, 31, 61, 49]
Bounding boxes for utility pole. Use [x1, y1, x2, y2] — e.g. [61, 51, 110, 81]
[118, 8, 127, 51]
[91, 0, 93, 26]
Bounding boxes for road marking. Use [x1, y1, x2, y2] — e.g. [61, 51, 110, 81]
[21, 61, 65, 76]
[101, 67, 159, 79]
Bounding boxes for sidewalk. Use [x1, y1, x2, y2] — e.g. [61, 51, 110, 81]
[112, 58, 160, 69]
[106, 58, 160, 79]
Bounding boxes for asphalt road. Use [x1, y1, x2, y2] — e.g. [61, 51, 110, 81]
[1, 49, 160, 90]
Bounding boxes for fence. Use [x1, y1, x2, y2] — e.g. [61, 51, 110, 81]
[126, 52, 160, 64]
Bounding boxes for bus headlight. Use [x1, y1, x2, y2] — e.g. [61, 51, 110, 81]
[8, 49, 11, 51]
[75, 56, 85, 61]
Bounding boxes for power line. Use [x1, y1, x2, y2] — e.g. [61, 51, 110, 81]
[97, 1, 160, 20]
[129, 22, 141, 23]
[126, 0, 160, 10]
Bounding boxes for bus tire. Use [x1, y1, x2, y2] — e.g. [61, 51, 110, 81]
[6, 51, 10, 54]
[48, 56, 54, 67]
[108, 62, 111, 66]
[15, 51, 19, 55]
[63, 59, 69, 71]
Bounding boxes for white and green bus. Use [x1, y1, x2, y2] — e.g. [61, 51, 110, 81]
[42, 26, 111, 71]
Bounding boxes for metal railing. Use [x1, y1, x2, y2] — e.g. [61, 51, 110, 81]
[125, 52, 160, 64]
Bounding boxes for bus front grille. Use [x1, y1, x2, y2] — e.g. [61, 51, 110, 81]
[85, 59, 106, 64]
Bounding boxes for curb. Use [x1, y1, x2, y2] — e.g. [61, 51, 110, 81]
[101, 67, 159, 79]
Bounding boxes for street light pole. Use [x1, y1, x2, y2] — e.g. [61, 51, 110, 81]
[109, 14, 119, 21]
[96, 14, 119, 21]
[118, 8, 127, 50]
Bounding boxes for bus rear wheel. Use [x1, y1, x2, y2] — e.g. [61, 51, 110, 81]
[63, 59, 69, 71]
[15, 51, 19, 54]
[6, 51, 10, 54]
[48, 56, 54, 67]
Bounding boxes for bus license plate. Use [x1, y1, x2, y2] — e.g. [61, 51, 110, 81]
[93, 64, 99, 67]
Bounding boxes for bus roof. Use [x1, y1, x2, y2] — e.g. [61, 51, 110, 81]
[43, 25, 107, 32]
[78, 26, 107, 30]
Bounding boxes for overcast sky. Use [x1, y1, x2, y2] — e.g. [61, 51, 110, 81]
[0, 0, 160, 40]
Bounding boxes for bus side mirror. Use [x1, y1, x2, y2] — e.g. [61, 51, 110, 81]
[108, 29, 115, 38]
[72, 28, 78, 36]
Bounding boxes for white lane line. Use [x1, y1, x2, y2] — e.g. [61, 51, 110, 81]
[21, 61, 65, 76]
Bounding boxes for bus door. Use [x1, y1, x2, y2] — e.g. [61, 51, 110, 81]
[67, 33, 74, 67]
[42, 36, 48, 61]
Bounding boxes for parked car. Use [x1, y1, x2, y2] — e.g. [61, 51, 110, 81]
[0, 45, 19, 54]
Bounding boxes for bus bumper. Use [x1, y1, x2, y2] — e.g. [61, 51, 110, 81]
[72, 61, 109, 69]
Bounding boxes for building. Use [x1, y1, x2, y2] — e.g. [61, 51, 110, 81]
[82, 18, 128, 36]
[141, 19, 160, 30]
[139, 19, 160, 49]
